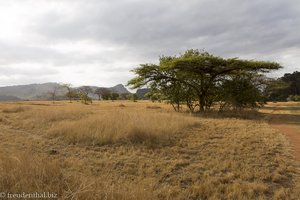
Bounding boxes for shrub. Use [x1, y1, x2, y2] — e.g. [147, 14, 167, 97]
[287, 95, 300, 101]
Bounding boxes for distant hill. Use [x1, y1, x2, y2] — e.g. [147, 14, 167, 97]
[110, 84, 130, 94]
[0, 83, 62, 100]
[0, 83, 130, 101]
[0, 95, 22, 101]
[136, 88, 151, 99]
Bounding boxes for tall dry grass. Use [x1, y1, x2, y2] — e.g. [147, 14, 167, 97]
[0, 102, 199, 147]
[0, 152, 154, 200]
[2, 106, 25, 113]
[0, 153, 66, 194]
[0, 101, 300, 199]
[48, 110, 199, 147]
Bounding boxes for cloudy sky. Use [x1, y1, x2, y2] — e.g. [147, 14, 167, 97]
[0, 0, 299, 87]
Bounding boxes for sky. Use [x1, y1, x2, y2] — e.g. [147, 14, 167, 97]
[0, 0, 299, 87]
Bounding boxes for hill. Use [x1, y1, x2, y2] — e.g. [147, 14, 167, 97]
[136, 88, 151, 99]
[0, 83, 130, 101]
[110, 84, 130, 94]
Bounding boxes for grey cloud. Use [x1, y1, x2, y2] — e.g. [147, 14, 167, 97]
[0, 65, 58, 76]
[0, 41, 64, 65]
[34, 0, 300, 55]
[0, 40, 123, 67]
[0, 0, 299, 87]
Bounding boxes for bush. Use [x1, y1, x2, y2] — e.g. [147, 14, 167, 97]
[79, 93, 92, 104]
[287, 95, 300, 101]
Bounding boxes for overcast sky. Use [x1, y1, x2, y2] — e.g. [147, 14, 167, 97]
[0, 0, 299, 87]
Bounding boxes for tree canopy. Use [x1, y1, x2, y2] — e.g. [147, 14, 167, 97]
[128, 49, 281, 112]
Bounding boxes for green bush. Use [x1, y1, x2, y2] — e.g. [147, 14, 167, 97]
[287, 95, 300, 101]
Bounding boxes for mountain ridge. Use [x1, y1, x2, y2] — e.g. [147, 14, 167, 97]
[0, 82, 130, 101]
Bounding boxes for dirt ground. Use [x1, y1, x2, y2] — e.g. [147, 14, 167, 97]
[261, 102, 300, 160]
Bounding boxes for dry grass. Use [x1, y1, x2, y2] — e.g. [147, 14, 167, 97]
[0, 102, 198, 146]
[146, 105, 162, 109]
[2, 106, 26, 113]
[0, 101, 299, 199]
[48, 110, 198, 147]
[0, 152, 153, 200]
[0, 153, 67, 195]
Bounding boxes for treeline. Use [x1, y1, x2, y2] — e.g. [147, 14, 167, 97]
[128, 49, 296, 112]
[49, 84, 137, 104]
[267, 71, 300, 101]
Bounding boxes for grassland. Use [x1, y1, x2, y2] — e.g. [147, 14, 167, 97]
[0, 101, 299, 199]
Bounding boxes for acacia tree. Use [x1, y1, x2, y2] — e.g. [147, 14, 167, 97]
[144, 87, 163, 102]
[48, 84, 63, 103]
[78, 86, 93, 104]
[128, 49, 281, 112]
[66, 89, 79, 102]
[80, 86, 92, 94]
[62, 83, 73, 102]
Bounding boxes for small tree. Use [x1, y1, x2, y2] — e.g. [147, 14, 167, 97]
[62, 83, 73, 102]
[48, 84, 63, 103]
[94, 88, 110, 100]
[111, 93, 119, 101]
[66, 90, 79, 102]
[102, 91, 111, 100]
[120, 93, 129, 100]
[127, 94, 138, 102]
[79, 93, 92, 104]
[78, 86, 93, 104]
[78, 86, 93, 96]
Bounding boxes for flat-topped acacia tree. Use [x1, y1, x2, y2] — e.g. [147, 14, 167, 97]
[128, 49, 281, 112]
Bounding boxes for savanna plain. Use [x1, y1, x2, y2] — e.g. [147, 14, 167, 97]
[0, 101, 300, 200]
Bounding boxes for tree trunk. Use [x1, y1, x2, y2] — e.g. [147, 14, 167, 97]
[199, 95, 205, 112]
[171, 103, 179, 112]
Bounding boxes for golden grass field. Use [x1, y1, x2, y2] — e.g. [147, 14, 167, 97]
[0, 100, 300, 199]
